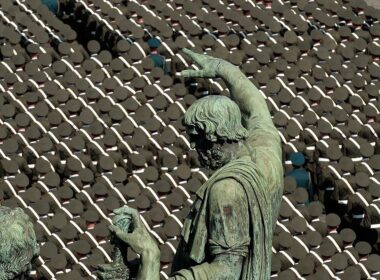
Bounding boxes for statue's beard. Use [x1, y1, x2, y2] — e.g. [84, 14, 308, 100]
[197, 143, 229, 170]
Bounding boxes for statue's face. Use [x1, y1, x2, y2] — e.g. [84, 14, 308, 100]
[187, 126, 228, 170]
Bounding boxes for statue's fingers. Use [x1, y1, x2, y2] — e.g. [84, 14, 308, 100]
[97, 271, 108, 280]
[179, 69, 202, 77]
[113, 206, 137, 216]
[118, 232, 144, 254]
[97, 270, 105, 276]
[181, 48, 199, 63]
[180, 69, 215, 78]
[109, 224, 117, 232]
[113, 207, 140, 225]
[97, 266, 105, 272]
[121, 232, 133, 244]
[97, 263, 110, 272]
[112, 207, 144, 229]
[121, 207, 140, 221]
[109, 225, 124, 237]
[181, 48, 209, 66]
[109, 225, 131, 243]
[113, 205, 130, 214]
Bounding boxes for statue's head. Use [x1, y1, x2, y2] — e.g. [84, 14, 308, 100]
[0, 206, 39, 280]
[183, 95, 248, 170]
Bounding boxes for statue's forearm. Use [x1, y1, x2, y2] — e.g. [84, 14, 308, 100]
[217, 63, 273, 132]
[136, 249, 160, 280]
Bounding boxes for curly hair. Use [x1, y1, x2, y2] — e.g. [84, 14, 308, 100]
[183, 95, 248, 142]
[0, 206, 39, 280]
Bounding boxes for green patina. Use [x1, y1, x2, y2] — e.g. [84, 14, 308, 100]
[183, 95, 248, 143]
[107, 49, 284, 280]
[0, 206, 39, 280]
[97, 213, 131, 280]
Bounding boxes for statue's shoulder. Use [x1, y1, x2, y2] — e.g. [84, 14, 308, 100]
[209, 178, 246, 202]
[221, 156, 255, 169]
[228, 156, 258, 173]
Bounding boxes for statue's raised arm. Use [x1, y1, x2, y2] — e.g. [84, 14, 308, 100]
[106, 49, 284, 280]
[180, 48, 282, 185]
[180, 48, 276, 140]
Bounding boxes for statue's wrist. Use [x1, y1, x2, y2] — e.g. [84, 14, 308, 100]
[141, 249, 160, 267]
[217, 61, 242, 81]
[141, 242, 160, 260]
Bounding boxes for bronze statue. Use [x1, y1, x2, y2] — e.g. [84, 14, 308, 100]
[97, 208, 131, 280]
[0, 206, 39, 280]
[106, 48, 284, 279]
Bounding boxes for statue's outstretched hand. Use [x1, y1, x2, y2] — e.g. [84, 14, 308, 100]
[180, 48, 231, 78]
[109, 206, 159, 256]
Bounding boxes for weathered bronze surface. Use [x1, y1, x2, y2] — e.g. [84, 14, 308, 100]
[97, 208, 131, 280]
[0, 206, 39, 280]
[108, 49, 284, 280]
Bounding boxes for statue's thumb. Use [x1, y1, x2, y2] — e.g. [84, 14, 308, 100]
[108, 225, 119, 233]
[109, 225, 127, 240]
[122, 233, 134, 244]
